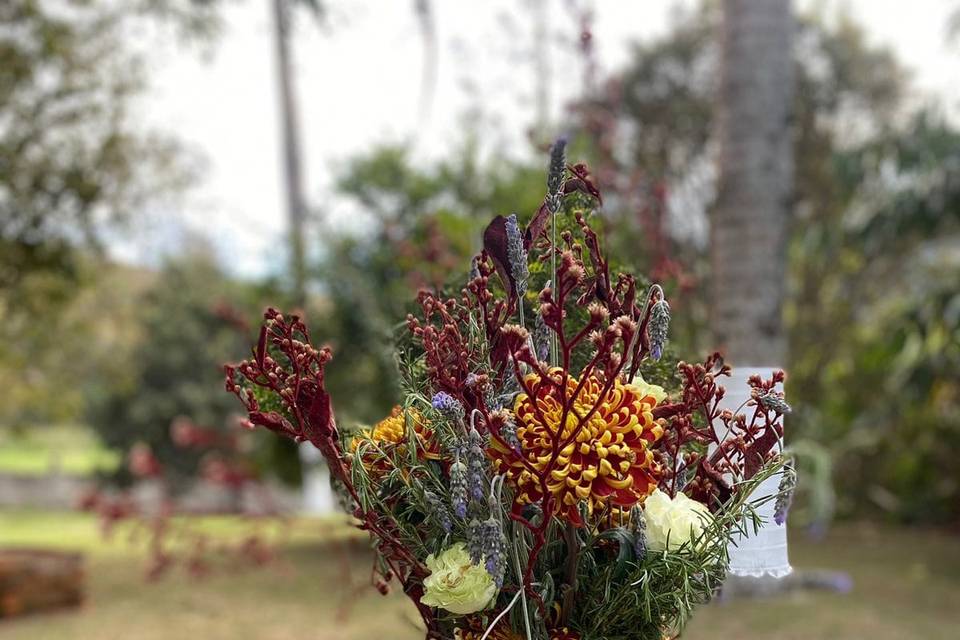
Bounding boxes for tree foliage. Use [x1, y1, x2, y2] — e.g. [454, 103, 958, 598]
[86, 252, 266, 484]
[320, 144, 546, 424]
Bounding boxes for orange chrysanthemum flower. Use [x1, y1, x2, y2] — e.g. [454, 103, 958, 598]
[351, 406, 439, 469]
[490, 369, 663, 525]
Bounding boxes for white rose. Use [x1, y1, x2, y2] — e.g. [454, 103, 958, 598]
[420, 543, 497, 615]
[629, 373, 667, 406]
[643, 488, 712, 552]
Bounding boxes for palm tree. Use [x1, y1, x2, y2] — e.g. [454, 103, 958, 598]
[271, 0, 310, 305]
[712, 0, 794, 367]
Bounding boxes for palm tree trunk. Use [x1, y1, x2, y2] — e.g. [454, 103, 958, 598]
[712, 0, 794, 367]
[272, 0, 307, 305]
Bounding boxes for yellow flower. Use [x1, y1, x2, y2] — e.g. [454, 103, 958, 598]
[351, 406, 439, 470]
[629, 373, 667, 406]
[489, 369, 663, 525]
[643, 489, 712, 552]
[421, 543, 497, 615]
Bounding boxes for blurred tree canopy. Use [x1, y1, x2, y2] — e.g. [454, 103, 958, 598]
[0, 0, 211, 428]
[85, 249, 294, 486]
[319, 143, 547, 424]
[0, 0, 201, 293]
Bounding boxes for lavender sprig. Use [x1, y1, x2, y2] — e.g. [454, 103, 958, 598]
[630, 505, 647, 560]
[533, 307, 550, 362]
[546, 137, 567, 214]
[423, 489, 452, 533]
[432, 391, 464, 421]
[546, 138, 566, 367]
[499, 418, 521, 454]
[774, 461, 797, 526]
[648, 298, 671, 361]
[468, 516, 506, 586]
[449, 454, 468, 519]
[505, 213, 528, 298]
[466, 427, 487, 502]
[760, 392, 793, 415]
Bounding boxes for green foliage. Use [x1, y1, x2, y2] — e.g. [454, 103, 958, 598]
[0, 0, 212, 429]
[571, 463, 779, 640]
[320, 144, 545, 424]
[0, 0, 195, 290]
[789, 114, 960, 523]
[86, 252, 288, 485]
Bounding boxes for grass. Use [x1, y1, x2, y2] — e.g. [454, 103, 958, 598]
[0, 426, 119, 476]
[1, 510, 958, 639]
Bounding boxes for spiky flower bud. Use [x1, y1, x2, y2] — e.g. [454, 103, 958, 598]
[499, 419, 521, 454]
[467, 518, 485, 565]
[546, 137, 568, 213]
[432, 391, 465, 421]
[424, 489, 452, 533]
[774, 461, 797, 526]
[648, 298, 671, 361]
[466, 427, 487, 502]
[468, 516, 507, 587]
[449, 455, 469, 519]
[505, 213, 529, 297]
[630, 505, 647, 560]
[760, 392, 792, 415]
[533, 297, 551, 362]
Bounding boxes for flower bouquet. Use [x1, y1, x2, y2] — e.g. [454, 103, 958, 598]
[224, 140, 792, 640]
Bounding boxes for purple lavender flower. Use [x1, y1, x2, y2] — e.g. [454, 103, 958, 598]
[423, 490, 452, 533]
[468, 516, 506, 586]
[466, 427, 487, 502]
[774, 462, 797, 526]
[505, 213, 528, 296]
[648, 298, 671, 361]
[468, 256, 480, 282]
[546, 137, 568, 213]
[449, 456, 468, 519]
[467, 519, 484, 565]
[630, 505, 647, 560]
[533, 309, 550, 362]
[499, 419, 521, 454]
[432, 391, 464, 421]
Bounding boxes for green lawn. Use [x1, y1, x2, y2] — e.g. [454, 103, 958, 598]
[0, 426, 119, 476]
[1, 511, 958, 639]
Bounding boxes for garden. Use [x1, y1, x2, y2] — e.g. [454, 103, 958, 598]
[1, 1, 958, 638]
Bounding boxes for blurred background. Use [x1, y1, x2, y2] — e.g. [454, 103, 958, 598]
[1, 0, 958, 638]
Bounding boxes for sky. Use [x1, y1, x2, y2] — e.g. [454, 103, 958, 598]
[112, 0, 960, 278]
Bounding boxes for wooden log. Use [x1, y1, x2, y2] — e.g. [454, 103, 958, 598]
[0, 549, 84, 618]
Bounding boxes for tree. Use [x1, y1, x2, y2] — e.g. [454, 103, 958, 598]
[0, 0, 206, 428]
[711, 0, 794, 366]
[0, 0, 212, 293]
[87, 250, 270, 485]
[321, 144, 546, 423]
[271, 0, 312, 305]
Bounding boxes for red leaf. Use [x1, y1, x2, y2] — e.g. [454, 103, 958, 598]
[524, 201, 551, 250]
[482, 215, 515, 299]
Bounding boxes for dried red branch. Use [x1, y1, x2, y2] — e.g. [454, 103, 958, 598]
[224, 309, 439, 635]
